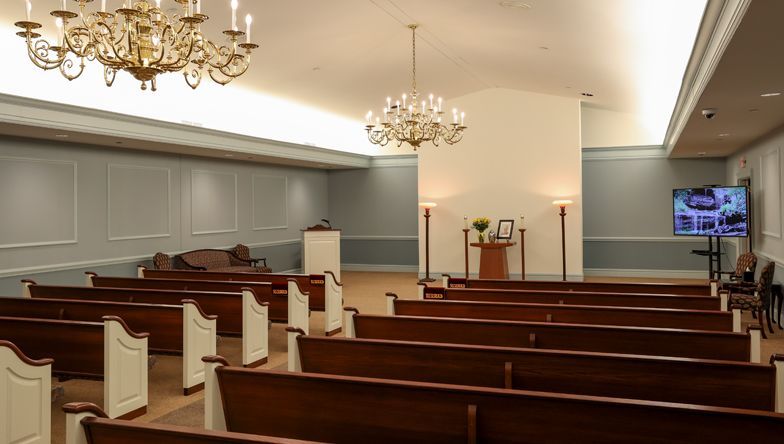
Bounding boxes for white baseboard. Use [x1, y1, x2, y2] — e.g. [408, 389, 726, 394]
[584, 268, 708, 279]
[342, 264, 419, 273]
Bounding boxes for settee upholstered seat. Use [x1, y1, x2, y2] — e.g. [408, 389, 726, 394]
[176, 249, 259, 272]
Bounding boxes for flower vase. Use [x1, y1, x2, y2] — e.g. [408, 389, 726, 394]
[477, 231, 485, 243]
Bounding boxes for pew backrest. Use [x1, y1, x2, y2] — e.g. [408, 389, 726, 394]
[208, 365, 784, 443]
[444, 275, 716, 296]
[348, 312, 760, 362]
[390, 297, 735, 331]
[63, 402, 323, 444]
[421, 285, 723, 310]
[0, 340, 52, 444]
[137, 267, 343, 335]
[293, 335, 782, 412]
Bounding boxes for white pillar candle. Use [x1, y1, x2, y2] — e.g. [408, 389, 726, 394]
[464, 216, 468, 230]
[55, 17, 63, 46]
[25, 0, 32, 20]
[520, 215, 524, 229]
[245, 14, 252, 42]
[460, 112, 465, 126]
[231, 0, 238, 30]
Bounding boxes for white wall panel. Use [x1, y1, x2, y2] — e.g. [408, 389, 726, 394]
[0, 157, 76, 249]
[252, 175, 288, 230]
[760, 148, 781, 238]
[108, 164, 171, 241]
[191, 170, 238, 235]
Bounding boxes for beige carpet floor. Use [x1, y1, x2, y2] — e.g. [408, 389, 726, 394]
[48, 272, 784, 443]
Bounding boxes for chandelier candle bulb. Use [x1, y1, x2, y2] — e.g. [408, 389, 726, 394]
[61, 0, 66, 11]
[231, 0, 238, 30]
[25, 0, 31, 21]
[197, 0, 201, 15]
[245, 14, 252, 43]
[461, 112, 465, 126]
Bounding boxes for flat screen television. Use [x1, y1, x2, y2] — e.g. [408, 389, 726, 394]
[673, 186, 749, 237]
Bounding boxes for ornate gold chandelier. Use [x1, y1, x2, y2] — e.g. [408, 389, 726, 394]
[365, 24, 466, 150]
[14, 0, 258, 91]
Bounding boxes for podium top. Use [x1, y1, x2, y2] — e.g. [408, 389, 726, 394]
[302, 224, 341, 232]
[470, 242, 516, 249]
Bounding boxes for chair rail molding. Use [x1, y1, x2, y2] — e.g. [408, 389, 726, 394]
[583, 236, 705, 243]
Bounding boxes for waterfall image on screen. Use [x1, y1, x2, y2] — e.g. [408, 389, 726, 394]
[673, 186, 748, 237]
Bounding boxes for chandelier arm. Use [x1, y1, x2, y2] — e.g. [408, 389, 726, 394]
[184, 68, 202, 89]
[58, 53, 86, 81]
[25, 37, 67, 69]
[205, 40, 239, 70]
[207, 68, 235, 86]
[104, 66, 117, 87]
[215, 56, 249, 79]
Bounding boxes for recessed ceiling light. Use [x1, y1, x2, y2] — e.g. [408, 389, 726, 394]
[697, 152, 707, 157]
[499, 1, 531, 9]
[760, 92, 781, 97]
[116, 141, 123, 144]
[718, 133, 730, 137]
[224, 154, 234, 157]
[55, 134, 69, 138]
[748, 108, 759, 112]
[581, 92, 594, 97]
[539, 46, 549, 50]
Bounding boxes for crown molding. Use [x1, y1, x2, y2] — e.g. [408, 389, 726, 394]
[369, 155, 418, 168]
[663, 0, 752, 156]
[0, 93, 372, 169]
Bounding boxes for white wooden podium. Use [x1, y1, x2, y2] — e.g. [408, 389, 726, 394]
[302, 225, 341, 280]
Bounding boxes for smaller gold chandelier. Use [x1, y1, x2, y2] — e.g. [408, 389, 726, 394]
[365, 24, 466, 150]
[14, 0, 259, 91]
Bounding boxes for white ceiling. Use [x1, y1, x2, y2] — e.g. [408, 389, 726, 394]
[0, 0, 708, 155]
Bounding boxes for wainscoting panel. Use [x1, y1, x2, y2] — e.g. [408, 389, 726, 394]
[108, 164, 171, 241]
[0, 157, 77, 249]
[191, 170, 238, 235]
[761, 148, 781, 238]
[252, 175, 287, 230]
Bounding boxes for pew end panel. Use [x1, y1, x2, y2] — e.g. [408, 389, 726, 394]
[182, 300, 218, 395]
[720, 290, 729, 311]
[343, 307, 359, 338]
[84, 272, 97, 287]
[711, 279, 719, 296]
[21, 279, 36, 298]
[287, 327, 306, 372]
[323, 271, 343, 336]
[242, 288, 269, 368]
[203, 355, 230, 431]
[774, 354, 784, 414]
[749, 325, 762, 363]
[103, 316, 149, 419]
[0, 340, 52, 444]
[64, 402, 109, 444]
[287, 279, 310, 334]
[385, 293, 398, 315]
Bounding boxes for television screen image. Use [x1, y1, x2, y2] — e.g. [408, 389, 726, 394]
[673, 186, 748, 237]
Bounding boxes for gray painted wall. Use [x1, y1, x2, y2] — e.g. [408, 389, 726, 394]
[0, 136, 326, 294]
[327, 165, 418, 269]
[582, 155, 730, 275]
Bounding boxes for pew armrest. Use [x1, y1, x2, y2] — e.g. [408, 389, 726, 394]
[202, 356, 229, 431]
[0, 340, 52, 444]
[64, 403, 108, 444]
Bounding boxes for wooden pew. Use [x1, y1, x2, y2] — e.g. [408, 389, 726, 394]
[0, 316, 147, 419]
[84, 274, 318, 336]
[22, 280, 273, 368]
[63, 402, 323, 444]
[202, 359, 784, 442]
[0, 297, 215, 395]
[386, 294, 737, 332]
[344, 310, 763, 363]
[1, 340, 52, 444]
[420, 283, 725, 311]
[443, 274, 718, 296]
[288, 332, 784, 412]
[138, 267, 343, 335]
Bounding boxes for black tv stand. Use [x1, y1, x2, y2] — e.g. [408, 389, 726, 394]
[690, 236, 721, 280]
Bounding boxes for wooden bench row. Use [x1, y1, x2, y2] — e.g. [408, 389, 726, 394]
[0, 314, 148, 421]
[420, 282, 727, 310]
[0, 296, 216, 394]
[343, 310, 762, 363]
[202, 358, 784, 443]
[287, 332, 784, 412]
[137, 267, 344, 335]
[443, 274, 719, 296]
[388, 294, 737, 332]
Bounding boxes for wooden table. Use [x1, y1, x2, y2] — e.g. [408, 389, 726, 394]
[470, 242, 516, 279]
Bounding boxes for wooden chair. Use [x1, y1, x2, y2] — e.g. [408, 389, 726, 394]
[233, 244, 272, 272]
[719, 251, 758, 282]
[728, 262, 776, 338]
